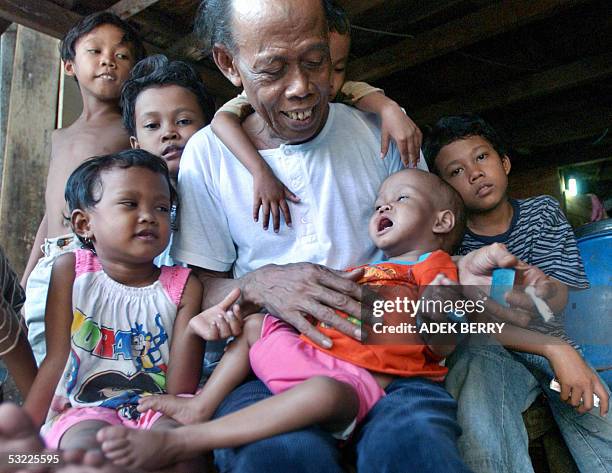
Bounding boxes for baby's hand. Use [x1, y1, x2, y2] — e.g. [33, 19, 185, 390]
[547, 343, 609, 416]
[253, 169, 300, 233]
[189, 288, 244, 340]
[380, 103, 422, 168]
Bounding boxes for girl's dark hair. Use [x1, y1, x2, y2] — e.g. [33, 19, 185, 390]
[423, 114, 508, 173]
[65, 149, 177, 250]
[60, 11, 146, 64]
[120, 54, 215, 136]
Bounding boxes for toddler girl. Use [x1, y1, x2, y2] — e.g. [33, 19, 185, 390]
[22, 150, 223, 461]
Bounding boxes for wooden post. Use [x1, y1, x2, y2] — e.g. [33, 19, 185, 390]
[0, 25, 60, 274]
[0, 23, 15, 197]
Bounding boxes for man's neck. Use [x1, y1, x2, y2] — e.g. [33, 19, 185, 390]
[468, 197, 514, 237]
[241, 105, 330, 150]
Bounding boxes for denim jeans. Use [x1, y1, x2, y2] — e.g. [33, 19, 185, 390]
[445, 341, 612, 473]
[213, 378, 471, 473]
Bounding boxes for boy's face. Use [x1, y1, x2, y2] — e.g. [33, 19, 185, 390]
[435, 136, 511, 213]
[131, 85, 206, 179]
[64, 24, 135, 101]
[329, 31, 350, 100]
[369, 170, 438, 257]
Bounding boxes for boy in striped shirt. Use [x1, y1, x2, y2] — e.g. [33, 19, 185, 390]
[424, 114, 611, 473]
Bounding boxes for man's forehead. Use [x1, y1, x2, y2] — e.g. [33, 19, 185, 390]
[232, 0, 327, 48]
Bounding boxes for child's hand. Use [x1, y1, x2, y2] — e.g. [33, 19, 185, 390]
[253, 169, 300, 233]
[503, 261, 567, 317]
[189, 288, 244, 340]
[546, 343, 609, 416]
[380, 103, 422, 168]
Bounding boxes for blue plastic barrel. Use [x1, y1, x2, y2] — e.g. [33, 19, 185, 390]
[564, 219, 612, 387]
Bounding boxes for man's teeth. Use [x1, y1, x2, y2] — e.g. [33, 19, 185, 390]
[285, 109, 312, 121]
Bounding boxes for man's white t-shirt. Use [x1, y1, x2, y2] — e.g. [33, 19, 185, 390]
[172, 103, 427, 276]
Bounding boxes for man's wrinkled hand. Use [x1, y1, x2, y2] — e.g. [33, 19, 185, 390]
[244, 263, 364, 348]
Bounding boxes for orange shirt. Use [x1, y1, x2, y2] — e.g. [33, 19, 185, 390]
[302, 250, 458, 381]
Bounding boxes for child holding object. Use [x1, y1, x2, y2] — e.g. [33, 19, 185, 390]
[425, 114, 611, 473]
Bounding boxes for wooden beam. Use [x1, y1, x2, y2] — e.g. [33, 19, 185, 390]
[0, 0, 81, 39]
[340, 0, 385, 17]
[507, 106, 611, 149]
[108, 0, 159, 20]
[347, 0, 586, 82]
[412, 53, 612, 124]
[0, 0, 235, 99]
[0, 23, 16, 197]
[0, 26, 60, 274]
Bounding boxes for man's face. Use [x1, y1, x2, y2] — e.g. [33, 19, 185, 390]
[435, 136, 510, 213]
[228, 0, 332, 144]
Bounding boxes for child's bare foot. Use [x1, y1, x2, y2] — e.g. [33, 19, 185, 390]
[138, 395, 210, 425]
[0, 403, 45, 454]
[59, 449, 131, 473]
[97, 426, 187, 471]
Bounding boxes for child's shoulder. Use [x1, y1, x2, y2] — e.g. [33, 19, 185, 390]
[517, 194, 560, 210]
[159, 266, 199, 308]
[515, 195, 565, 226]
[50, 251, 77, 280]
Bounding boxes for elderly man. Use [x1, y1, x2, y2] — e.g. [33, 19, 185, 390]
[168, 1, 473, 472]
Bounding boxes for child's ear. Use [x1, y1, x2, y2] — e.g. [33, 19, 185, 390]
[502, 155, 511, 175]
[213, 44, 243, 88]
[63, 60, 76, 77]
[71, 209, 93, 241]
[432, 209, 455, 235]
[130, 136, 140, 149]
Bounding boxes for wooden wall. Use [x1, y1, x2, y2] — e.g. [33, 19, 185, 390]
[507, 162, 563, 204]
[0, 26, 60, 275]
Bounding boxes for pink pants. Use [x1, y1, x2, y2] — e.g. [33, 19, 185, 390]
[249, 315, 385, 424]
[43, 406, 162, 449]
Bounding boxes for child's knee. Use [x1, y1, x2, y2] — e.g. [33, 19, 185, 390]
[306, 376, 359, 411]
[243, 313, 265, 346]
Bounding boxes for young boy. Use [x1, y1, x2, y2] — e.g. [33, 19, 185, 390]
[424, 114, 611, 473]
[0, 245, 37, 399]
[21, 12, 145, 365]
[120, 54, 215, 267]
[212, 0, 423, 232]
[96, 169, 471, 473]
[120, 54, 215, 186]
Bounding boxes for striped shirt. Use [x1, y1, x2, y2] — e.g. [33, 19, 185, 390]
[456, 196, 588, 340]
[0, 245, 25, 355]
